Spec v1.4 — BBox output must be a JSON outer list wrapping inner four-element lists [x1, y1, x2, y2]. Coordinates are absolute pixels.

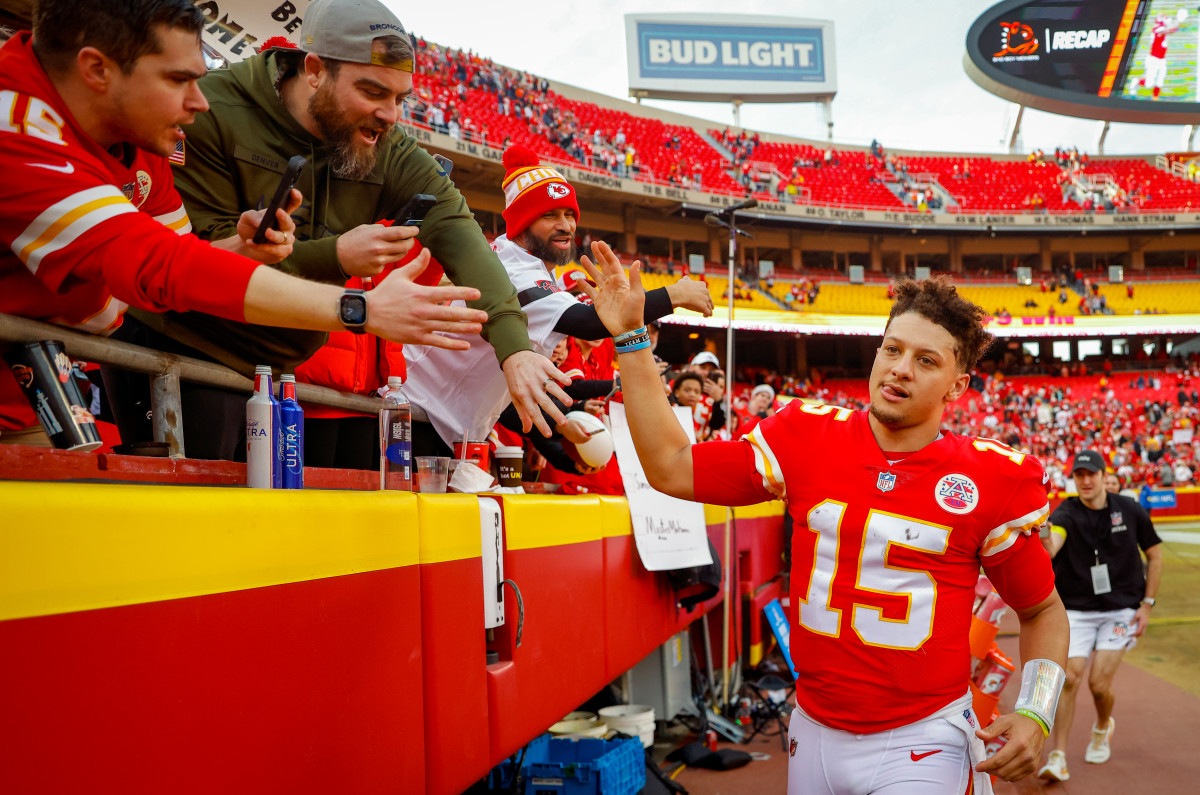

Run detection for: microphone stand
[[702, 198, 756, 712]]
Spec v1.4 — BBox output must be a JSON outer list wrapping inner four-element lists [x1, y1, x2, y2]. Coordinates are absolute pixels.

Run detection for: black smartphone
[[707, 370, 724, 383], [432, 153, 454, 178], [252, 155, 305, 244], [393, 193, 437, 227]]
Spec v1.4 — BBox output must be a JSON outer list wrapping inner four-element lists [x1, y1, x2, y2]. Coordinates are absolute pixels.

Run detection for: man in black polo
[[1037, 449, 1162, 782]]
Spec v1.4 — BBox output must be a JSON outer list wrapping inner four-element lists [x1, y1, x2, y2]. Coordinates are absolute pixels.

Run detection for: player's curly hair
[[886, 276, 992, 373]]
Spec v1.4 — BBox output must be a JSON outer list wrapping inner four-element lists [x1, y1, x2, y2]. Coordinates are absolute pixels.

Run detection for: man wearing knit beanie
[[402, 145, 716, 457]]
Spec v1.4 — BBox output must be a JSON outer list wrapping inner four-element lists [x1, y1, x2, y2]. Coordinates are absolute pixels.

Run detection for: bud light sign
[[626, 14, 837, 103]]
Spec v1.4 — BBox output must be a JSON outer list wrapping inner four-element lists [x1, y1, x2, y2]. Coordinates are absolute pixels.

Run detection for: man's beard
[[309, 84, 386, 180], [521, 231, 576, 266]]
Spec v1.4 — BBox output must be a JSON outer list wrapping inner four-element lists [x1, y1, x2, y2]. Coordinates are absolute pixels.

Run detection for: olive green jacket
[[132, 50, 529, 375]]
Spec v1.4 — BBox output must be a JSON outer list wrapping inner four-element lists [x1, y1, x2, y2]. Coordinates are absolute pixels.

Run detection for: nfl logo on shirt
[[877, 471, 896, 492]]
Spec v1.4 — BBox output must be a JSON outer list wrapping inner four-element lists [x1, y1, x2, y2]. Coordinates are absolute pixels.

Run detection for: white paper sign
[[1173, 427, 1194, 445], [609, 403, 713, 571]]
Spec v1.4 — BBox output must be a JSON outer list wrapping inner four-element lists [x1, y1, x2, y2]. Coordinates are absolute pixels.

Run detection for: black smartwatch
[[338, 288, 367, 334]]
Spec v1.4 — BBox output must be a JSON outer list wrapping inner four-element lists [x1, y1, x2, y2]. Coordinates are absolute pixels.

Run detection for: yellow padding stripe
[[503, 494, 603, 550], [599, 496, 634, 538], [417, 493, 482, 564], [0, 482, 419, 622], [704, 501, 785, 526]]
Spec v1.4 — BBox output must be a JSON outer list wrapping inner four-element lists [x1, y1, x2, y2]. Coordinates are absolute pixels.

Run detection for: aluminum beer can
[[973, 646, 1015, 695], [3, 340, 101, 452], [975, 589, 1008, 627]]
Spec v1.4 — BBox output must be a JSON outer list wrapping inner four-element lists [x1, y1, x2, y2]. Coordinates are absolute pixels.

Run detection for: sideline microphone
[[705, 197, 758, 226], [720, 197, 759, 213]]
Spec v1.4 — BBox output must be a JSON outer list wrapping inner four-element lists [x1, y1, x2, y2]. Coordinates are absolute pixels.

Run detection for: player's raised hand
[[577, 241, 645, 336], [974, 712, 1046, 782]]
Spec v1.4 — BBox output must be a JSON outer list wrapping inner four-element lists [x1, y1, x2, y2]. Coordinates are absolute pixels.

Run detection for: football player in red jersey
[[0, 0, 489, 443], [579, 244, 1068, 794]]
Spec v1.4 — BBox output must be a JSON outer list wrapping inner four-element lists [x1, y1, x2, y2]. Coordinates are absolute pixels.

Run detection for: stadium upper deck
[[410, 37, 1200, 220]]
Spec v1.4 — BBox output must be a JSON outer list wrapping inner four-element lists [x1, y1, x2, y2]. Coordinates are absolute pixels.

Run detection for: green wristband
[[1016, 708, 1050, 737]]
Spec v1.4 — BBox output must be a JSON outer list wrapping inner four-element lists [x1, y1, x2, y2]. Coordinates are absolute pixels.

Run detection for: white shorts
[[787, 690, 990, 795], [1143, 55, 1167, 89], [1066, 608, 1138, 659]]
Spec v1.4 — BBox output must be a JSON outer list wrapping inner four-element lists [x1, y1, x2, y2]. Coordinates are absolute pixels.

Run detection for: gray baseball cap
[[1071, 449, 1105, 473], [301, 0, 413, 72]]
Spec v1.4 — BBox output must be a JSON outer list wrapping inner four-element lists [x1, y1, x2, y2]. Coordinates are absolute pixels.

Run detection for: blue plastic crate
[[488, 734, 645, 795]]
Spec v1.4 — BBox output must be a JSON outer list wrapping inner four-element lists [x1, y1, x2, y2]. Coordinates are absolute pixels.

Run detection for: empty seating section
[[902, 157, 1071, 212], [640, 273, 776, 311], [1092, 159, 1200, 211], [955, 285, 1080, 316], [1095, 281, 1200, 314], [786, 283, 892, 315], [745, 141, 907, 209]]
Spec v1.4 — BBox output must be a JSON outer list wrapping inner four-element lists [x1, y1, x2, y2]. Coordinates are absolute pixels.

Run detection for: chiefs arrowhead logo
[[547, 182, 570, 200], [789, 737, 797, 757]]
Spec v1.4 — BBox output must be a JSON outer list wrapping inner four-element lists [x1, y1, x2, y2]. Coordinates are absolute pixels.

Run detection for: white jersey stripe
[[23, 201, 137, 274], [152, 204, 191, 234], [980, 501, 1050, 558], [746, 426, 786, 500], [54, 296, 127, 334], [13, 185, 129, 256]]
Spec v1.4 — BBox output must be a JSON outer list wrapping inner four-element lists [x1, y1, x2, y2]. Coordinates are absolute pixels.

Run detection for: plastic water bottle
[[246, 365, 276, 489], [379, 376, 411, 491], [279, 374, 304, 489]]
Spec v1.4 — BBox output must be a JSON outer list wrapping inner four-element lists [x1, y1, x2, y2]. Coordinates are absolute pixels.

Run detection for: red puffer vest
[[294, 238, 444, 418]]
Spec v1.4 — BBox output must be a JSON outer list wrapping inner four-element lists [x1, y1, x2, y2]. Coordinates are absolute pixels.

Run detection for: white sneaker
[[1085, 717, 1115, 763], [1038, 749, 1070, 781]]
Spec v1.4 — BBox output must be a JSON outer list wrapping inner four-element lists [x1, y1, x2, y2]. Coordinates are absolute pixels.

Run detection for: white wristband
[[1013, 659, 1065, 733]]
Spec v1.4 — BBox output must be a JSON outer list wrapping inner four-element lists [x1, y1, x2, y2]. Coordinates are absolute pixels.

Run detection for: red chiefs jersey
[[1151, 22, 1173, 59], [740, 404, 1050, 733], [0, 33, 258, 430]]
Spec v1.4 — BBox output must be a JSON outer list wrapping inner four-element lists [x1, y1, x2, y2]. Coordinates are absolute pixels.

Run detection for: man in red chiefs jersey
[[579, 246, 1068, 794], [0, 0, 487, 445]]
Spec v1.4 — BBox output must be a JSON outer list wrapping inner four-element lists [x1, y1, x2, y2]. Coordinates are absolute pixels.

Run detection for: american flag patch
[[168, 139, 186, 166]]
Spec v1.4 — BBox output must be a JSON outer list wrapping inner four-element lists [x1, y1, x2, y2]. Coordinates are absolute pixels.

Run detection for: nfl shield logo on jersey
[[877, 471, 897, 492], [935, 473, 979, 515]]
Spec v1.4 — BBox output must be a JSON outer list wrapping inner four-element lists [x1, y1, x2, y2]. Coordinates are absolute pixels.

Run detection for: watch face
[[341, 295, 367, 325]]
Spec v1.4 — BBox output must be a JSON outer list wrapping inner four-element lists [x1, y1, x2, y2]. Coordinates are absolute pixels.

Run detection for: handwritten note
[[609, 403, 713, 571]]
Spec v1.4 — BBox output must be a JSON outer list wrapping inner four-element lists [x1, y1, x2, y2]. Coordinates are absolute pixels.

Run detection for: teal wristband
[[614, 326, 648, 344], [616, 339, 652, 354]]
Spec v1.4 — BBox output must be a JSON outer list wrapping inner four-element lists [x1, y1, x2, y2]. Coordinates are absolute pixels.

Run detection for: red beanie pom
[[259, 36, 299, 53], [503, 144, 542, 172]]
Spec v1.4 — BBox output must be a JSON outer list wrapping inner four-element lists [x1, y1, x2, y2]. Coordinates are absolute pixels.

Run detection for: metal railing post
[[150, 363, 185, 458]]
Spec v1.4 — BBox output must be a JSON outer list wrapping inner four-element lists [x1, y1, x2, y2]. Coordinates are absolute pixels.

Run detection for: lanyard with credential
[[1074, 500, 1113, 596]]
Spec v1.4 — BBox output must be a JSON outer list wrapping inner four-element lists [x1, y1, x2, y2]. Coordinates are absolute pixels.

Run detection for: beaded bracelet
[[616, 339, 652, 354], [614, 326, 648, 345]]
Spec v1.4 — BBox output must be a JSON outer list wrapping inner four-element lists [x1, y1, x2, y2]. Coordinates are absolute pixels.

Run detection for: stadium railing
[[0, 313, 385, 459]]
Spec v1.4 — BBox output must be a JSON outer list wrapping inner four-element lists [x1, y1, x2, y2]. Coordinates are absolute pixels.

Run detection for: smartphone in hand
[[252, 155, 306, 244], [392, 193, 437, 227]]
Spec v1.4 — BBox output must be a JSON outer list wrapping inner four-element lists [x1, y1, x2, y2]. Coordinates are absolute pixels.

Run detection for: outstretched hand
[[366, 247, 487, 349], [577, 241, 645, 336]]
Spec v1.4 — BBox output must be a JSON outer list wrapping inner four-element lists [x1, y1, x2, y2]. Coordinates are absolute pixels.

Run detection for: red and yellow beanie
[[501, 145, 580, 240]]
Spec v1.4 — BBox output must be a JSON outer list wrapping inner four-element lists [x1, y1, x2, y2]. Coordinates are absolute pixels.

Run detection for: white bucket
[[598, 704, 655, 748], [548, 718, 607, 738]]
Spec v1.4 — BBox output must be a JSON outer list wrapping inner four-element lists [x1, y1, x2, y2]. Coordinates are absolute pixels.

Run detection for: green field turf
[[1125, 520, 1200, 696]]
